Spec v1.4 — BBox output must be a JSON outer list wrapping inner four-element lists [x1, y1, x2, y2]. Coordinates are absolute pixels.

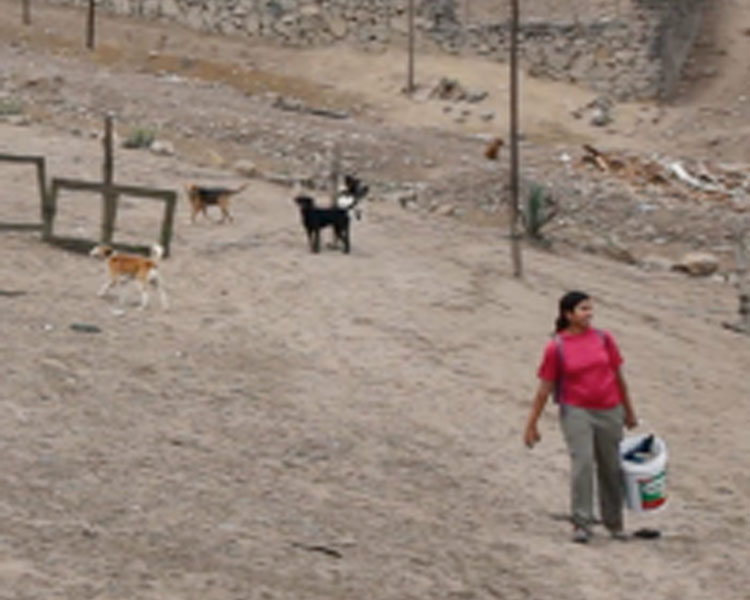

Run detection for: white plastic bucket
[[619, 433, 668, 512]]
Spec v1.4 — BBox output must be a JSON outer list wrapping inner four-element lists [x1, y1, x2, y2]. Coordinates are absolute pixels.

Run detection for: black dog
[[294, 195, 350, 254]]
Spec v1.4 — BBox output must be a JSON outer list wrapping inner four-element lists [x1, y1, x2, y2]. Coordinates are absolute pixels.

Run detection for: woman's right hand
[[524, 422, 541, 448]]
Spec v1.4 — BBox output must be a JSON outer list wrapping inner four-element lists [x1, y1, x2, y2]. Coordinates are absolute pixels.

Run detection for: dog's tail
[[229, 183, 249, 196], [150, 243, 165, 261]]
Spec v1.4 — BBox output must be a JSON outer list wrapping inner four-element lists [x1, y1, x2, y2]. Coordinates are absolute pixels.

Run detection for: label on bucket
[[637, 469, 667, 510]]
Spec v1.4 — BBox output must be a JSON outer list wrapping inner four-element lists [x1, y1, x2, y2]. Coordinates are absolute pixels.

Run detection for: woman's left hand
[[624, 409, 638, 429]]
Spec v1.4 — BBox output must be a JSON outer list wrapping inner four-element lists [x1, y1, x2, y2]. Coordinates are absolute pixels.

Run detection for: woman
[[523, 291, 638, 543]]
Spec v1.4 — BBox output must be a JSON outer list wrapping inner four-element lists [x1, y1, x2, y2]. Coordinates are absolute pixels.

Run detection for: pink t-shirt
[[537, 328, 624, 409]]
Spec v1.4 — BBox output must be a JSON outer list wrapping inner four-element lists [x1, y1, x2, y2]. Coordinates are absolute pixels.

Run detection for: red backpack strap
[[595, 328, 613, 365], [553, 334, 564, 404]]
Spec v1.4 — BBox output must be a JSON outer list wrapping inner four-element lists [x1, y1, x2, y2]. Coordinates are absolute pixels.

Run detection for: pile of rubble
[[579, 144, 750, 213]]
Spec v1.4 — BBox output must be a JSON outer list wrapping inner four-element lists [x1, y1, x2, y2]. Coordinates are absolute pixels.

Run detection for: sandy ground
[[1, 2, 750, 599]]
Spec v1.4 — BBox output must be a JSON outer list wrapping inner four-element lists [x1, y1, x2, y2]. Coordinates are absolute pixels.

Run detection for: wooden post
[[44, 179, 60, 242], [735, 228, 750, 332], [508, 0, 523, 278], [159, 191, 177, 258], [22, 0, 31, 25], [36, 157, 49, 236], [329, 143, 340, 208], [86, 0, 96, 50], [406, 0, 415, 94], [101, 113, 117, 244]]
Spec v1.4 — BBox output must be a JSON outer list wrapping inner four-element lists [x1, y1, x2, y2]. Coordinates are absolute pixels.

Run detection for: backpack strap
[[553, 334, 564, 404]]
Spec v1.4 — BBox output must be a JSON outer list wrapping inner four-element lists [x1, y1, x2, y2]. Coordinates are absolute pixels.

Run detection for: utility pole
[[86, 0, 96, 49], [406, 0, 415, 94], [508, 0, 523, 278]]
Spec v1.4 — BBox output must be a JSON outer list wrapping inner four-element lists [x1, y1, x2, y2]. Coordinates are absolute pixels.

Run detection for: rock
[[385, 190, 418, 209], [466, 90, 488, 103], [590, 106, 612, 127], [640, 254, 674, 272], [434, 203, 456, 216], [150, 140, 175, 156], [588, 236, 638, 265], [207, 149, 226, 167], [232, 159, 257, 178], [673, 251, 720, 277], [326, 16, 348, 39], [429, 77, 467, 101], [6, 114, 31, 126]]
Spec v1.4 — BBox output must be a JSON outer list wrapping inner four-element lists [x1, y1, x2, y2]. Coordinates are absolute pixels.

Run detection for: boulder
[[673, 251, 720, 277]]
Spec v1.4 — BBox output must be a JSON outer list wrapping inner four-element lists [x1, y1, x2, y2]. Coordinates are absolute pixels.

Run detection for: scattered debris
[[669, 161, 719, 192], [579, 144, 750, 207]]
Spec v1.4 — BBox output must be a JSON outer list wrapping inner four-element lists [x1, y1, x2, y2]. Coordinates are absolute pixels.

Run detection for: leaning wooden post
[[101, 113, 117, 244], [86, 0, 96, 50], [22, 0, 31, 25], [508, 0, 523, 278]]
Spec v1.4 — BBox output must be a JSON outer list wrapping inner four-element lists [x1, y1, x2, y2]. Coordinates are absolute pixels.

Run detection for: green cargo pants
[[559, 403, 624, 532]]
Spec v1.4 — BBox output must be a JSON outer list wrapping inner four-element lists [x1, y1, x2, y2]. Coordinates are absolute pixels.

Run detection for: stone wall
[[46, 0, 705, 100]]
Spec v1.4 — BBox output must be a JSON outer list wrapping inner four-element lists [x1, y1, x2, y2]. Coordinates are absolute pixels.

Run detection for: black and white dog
[[293, 175, 369, 254], [294, 195, 351, 254]]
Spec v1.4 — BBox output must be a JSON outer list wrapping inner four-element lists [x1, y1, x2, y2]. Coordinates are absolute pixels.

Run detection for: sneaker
[[609, 529, 628, 541], [572, 526, 591, 544]]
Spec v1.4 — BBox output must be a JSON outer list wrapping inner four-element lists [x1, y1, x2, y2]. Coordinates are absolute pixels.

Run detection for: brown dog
[[185, 183, 247, 224], [484, 137, 504, 161], [90, 243, 169, 310]]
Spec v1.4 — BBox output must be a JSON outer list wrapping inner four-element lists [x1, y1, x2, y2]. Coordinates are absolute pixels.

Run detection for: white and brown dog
[[89, 243, 169, 310]]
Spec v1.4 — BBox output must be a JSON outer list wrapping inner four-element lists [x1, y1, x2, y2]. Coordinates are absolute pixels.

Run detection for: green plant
[[0, 97, 23, 116], [123, 127, 156, 149], [522, 182, 558, 240]]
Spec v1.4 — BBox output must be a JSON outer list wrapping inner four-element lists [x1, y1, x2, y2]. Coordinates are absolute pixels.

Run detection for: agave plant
[[521, 182, 558, 241]]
